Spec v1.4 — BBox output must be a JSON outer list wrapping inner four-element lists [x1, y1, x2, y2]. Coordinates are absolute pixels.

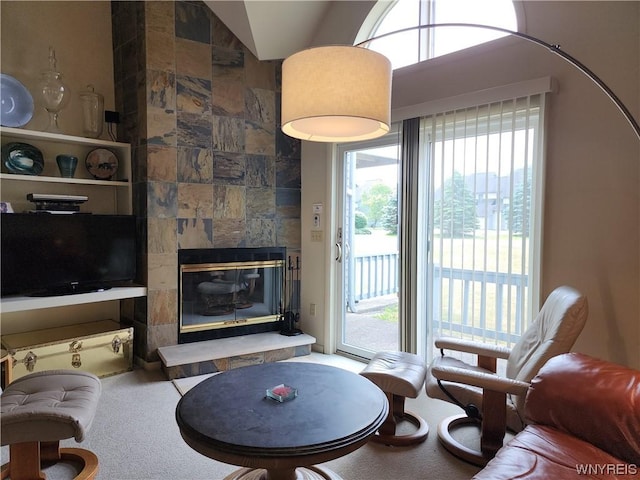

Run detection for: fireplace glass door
[[180, 260, 284, 335]]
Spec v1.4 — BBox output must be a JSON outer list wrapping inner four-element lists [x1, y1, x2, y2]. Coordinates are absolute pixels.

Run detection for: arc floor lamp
[[281, 20, 639, 466], [281, 23, 640, 143]]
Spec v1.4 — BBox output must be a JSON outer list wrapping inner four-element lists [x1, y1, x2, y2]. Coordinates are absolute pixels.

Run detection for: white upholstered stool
[[1, 370, 101, 480], [360, 351, 429, 446]]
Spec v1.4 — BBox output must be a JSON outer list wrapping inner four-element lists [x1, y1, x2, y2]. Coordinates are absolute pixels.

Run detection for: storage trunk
[[2, 319, 133, 379]]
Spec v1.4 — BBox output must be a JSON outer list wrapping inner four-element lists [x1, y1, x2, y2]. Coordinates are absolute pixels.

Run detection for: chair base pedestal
[[1, 444, 99, 480], [371, 409, 429, 446], [437, 414, 506, 467]]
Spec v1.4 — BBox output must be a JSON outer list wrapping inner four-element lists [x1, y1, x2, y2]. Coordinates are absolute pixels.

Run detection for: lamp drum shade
[[281, 45, 392, 142]]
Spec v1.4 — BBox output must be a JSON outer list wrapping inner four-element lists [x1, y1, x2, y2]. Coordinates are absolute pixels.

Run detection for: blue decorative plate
[[0, 74, 34, 128], [1, 142, 44, 175]]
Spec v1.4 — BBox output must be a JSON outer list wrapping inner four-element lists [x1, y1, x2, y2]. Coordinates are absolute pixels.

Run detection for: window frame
[[355, 0, 523, 70]]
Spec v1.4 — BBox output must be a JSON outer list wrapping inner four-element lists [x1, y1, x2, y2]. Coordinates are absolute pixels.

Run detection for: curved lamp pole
[[282, 22, 640, 142], [357, 23, 640, 141]]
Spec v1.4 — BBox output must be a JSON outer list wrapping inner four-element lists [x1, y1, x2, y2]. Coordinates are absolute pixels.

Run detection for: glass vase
[[39, 47, 70, 133]]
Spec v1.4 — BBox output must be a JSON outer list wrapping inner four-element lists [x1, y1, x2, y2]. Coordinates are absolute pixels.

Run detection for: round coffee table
[[176, 362, 388, 480]]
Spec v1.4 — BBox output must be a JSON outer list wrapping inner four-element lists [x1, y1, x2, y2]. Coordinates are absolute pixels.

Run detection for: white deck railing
[[348, 253, 527, 343]]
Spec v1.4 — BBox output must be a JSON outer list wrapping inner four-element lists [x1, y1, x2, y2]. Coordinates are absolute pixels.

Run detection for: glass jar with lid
[[79, 85, 104, 138]]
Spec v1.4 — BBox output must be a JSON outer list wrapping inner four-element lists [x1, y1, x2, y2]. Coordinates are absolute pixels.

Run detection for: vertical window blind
[[422, 94, 545, 348]]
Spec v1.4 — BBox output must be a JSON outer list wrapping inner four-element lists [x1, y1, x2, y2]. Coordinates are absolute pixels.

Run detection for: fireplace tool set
[[280, 256, 302, 336]]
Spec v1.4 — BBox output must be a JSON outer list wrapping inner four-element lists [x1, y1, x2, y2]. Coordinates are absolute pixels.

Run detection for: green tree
[[381, 195, 398, 235], [504, 172, 531, 236], [434, 172, 478, 237], [360, 183, 393, 227]]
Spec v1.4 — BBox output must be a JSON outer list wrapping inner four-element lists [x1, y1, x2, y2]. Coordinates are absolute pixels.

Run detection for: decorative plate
[[0, 74, 34, 128], [1, 142, 44, 175], [85, 148, 118, 180]]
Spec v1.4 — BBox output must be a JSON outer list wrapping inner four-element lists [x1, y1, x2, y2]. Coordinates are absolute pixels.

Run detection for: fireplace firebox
[[178, 247, 286, 344]]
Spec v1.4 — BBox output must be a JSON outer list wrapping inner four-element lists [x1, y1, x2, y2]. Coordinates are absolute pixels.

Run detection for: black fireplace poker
[[281, 255, 302, 336]]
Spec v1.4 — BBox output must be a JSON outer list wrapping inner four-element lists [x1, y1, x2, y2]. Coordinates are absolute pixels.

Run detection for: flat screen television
[[1, 213, 137, 297]]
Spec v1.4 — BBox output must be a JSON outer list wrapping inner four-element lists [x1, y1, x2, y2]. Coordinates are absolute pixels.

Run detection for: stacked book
[[27, 193, 88, 214]]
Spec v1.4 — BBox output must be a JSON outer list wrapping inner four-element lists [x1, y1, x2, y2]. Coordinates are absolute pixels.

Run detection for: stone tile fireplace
[[157, 246, 315, 380], [110, 1, 303, 365]]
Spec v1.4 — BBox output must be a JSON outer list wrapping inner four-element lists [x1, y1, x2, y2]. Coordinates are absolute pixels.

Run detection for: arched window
[[360, 0, 518, 69]]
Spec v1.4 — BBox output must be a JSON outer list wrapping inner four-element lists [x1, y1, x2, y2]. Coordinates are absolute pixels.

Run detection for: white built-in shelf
[[0, 126, 129, 150], [0, 173, 129, 187], [1, 128, 143, 325], [0, 126, 132, 215], [0, 286, 147, 314]]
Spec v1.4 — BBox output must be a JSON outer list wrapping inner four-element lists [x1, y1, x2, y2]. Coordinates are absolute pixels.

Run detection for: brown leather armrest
[[525, 352, 640, 465]]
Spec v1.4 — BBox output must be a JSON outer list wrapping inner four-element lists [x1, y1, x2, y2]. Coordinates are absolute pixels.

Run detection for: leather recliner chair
[[426, 285, 588, 465]]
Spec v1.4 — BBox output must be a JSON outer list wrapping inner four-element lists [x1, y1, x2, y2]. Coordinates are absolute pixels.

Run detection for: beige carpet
[[1, 354, 483, 479], [173, 353, 483, 480]]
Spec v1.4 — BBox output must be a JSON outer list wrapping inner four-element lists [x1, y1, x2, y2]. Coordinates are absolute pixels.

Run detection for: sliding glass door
[[335, 132, 401, 359], [331, 93, 545, 361]]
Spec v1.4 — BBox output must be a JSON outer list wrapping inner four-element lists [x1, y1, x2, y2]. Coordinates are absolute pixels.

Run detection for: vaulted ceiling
[[204, 1, 378, 61]]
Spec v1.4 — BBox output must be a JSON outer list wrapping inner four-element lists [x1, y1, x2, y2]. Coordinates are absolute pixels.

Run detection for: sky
[[369, 0, 517, 69]]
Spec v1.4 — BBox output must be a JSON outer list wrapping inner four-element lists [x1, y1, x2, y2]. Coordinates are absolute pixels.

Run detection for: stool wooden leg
[[6, 442, 46, 480], [41, 441, 62, 463], [392, 393, 406, 418], [378, 392, 398, 436]]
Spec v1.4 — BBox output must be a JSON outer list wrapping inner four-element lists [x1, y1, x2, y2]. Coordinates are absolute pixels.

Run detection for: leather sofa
[[473, 352, 640, 479]]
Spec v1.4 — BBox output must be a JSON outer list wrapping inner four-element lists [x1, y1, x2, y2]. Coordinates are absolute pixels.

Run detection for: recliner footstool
[[361, 351, 429, 446], [1, 369, 101, 480]]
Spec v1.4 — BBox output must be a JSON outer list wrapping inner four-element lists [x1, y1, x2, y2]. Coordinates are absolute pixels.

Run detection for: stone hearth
[[157, 332, 315, 379]]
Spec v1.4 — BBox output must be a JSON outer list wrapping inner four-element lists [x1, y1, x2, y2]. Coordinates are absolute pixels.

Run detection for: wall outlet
[[310, 303, 316, 316], [311, 230, 323, 242]]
